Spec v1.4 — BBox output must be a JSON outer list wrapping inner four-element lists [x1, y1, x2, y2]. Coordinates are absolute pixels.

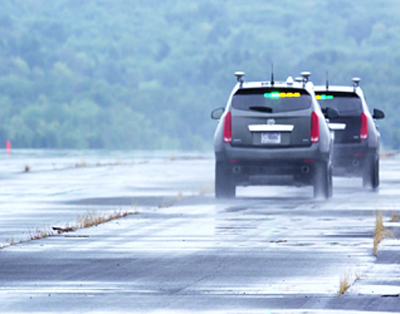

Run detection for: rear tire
[[215, 162, 236, 198], [363, 157, 379, 189], [313, 161, 332, 199]]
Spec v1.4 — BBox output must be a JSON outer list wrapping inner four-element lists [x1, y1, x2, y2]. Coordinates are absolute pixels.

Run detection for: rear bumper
[[215, 143, 330, 186], [215, 142, 330, 163]]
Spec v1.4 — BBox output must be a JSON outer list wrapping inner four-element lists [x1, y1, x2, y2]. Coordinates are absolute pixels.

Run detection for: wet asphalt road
[[0, 150, 399, 313]]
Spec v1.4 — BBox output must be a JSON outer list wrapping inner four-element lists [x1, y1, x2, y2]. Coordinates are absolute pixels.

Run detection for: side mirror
[[373, 108, 385, 120], [211, 107, 224, 120], [323, 107, 339, 119]]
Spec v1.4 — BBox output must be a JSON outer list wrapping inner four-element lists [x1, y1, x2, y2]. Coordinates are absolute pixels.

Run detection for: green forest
[[1, 0, 400, 150]]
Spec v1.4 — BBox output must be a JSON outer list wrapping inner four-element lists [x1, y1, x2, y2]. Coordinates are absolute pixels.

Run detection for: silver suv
[[211, 72, 337, 199]]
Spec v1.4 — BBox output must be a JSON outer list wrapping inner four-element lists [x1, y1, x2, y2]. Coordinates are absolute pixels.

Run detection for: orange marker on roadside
[[6, 140, 11, 155]]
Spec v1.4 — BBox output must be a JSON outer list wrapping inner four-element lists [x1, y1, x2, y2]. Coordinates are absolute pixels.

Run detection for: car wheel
[[215, 162, 236, 198], [363, 157, 379, 189], [313, 161, 332, 199]]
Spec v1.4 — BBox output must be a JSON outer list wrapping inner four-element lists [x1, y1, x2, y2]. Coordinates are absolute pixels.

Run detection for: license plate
[[261, 132, 281, 144]]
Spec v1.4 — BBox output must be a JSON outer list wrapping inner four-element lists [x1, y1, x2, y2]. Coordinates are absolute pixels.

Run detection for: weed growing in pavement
[[373, 210, 394, 256], [354, 270, 361, 281], [198, 185, 215, 195], [0, 236, 15, 249], [158, 192, 184, 208], [158, 187, 216, 208], [7, 236, 15, 246], [29, 226, 55, 240], [75, 159, 87, 168], [76, 210, 130, 229], [389, 212, 400, 222], [0, 208, 136, 250], [338, 270, 351, 296], [338, 268, 363, 296]]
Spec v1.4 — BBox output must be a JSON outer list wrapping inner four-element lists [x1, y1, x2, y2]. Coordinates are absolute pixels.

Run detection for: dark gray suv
[[211, 72, 336, 199], [314, 78, 385, 189]]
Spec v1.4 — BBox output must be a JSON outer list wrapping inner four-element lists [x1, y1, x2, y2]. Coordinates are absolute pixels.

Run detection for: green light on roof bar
[[316, 94, 334, 100], [264, 92, 301, 98]]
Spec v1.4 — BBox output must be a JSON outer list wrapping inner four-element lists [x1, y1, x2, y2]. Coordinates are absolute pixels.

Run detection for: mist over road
[[0, 150, 399, 313]]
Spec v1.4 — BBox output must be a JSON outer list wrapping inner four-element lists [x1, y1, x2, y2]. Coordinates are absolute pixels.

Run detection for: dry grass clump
[[199, 185, 215, 195], [76, 210, 129, 229], [158, 192, 184, 208], [389, 212, 400, 222], [338, 269, 362, 296], [7, 236, 15, 246], [29, 227, 55, 240], [75, 159, 87, 168], [0, 236, 15, 249], [51, 210, 132, 235], [0, 208, 136, 250], [373, 210, 394, 255], [338, 271, 351, 296]]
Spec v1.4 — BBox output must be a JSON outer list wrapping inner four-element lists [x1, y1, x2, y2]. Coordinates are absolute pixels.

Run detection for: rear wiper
[[249, 106, 273, 113]]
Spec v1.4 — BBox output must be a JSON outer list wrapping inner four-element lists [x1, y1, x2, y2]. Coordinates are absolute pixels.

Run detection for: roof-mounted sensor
[[326, 71, 329, 90], [301, 71, 311, 82], [352, 77, 360, 91], [352, 77, 360, 87], [286, 76, 294, 85], [234, 72, 245, 83]]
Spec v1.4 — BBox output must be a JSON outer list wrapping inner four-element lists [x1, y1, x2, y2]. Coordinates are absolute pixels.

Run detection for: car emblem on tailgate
[[267, 119, 275, 125]]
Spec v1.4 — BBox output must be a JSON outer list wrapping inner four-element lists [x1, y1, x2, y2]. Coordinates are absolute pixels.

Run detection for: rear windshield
[[316, 92, 362, 116], [232, 88, 311, 113]]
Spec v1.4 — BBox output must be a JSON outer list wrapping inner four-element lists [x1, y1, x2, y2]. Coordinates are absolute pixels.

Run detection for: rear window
[[316, 92, 362, 116], [232, 88, 311, 113]]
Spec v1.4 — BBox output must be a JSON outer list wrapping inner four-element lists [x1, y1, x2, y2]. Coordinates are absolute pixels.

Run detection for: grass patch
[[373, 210, 394, 256]]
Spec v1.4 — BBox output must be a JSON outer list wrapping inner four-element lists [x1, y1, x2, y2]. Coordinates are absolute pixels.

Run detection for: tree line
[[0, 0, 399, 149]]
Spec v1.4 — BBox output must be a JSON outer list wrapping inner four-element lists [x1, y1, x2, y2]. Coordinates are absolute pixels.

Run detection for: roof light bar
[[316, 94, 334, 100], [264, 92, 301, 98]]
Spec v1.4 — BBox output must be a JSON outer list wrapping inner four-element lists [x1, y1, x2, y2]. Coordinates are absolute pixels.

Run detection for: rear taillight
[[223, 111, 232, 143], [311, 111, 319, 143], [360, 112, 368, 140]]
